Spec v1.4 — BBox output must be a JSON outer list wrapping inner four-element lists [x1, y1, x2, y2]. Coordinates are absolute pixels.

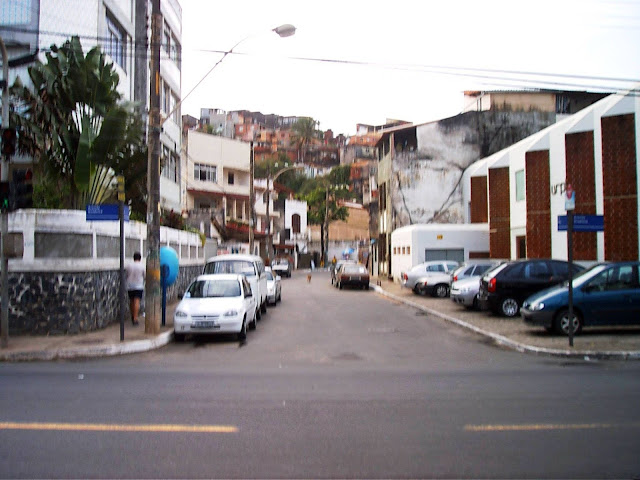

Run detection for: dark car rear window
[[502, 262, 524, 279]]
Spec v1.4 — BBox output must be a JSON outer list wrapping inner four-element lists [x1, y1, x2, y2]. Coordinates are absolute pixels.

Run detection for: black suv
[[478, 259, 584, 317]]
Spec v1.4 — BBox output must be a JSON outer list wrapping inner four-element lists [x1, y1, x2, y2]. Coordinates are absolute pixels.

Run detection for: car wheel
[[249, 310, 257, 330], [237, 319, 247, 341], [433, 284, 449, 298], [472, 295, 479, 310], [500, 297, 520, 317], [338, 281, 343, 290], [414, 284, 428, 296], [256, 306, 262, 321], [555, 308, 583, 336], [174, 332, 185, 342], [261, 301, 267, 314]]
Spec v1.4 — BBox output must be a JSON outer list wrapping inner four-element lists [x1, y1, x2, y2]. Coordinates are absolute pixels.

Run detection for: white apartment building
[[184, 131, 252, 237], [1, 0, 182, 211]]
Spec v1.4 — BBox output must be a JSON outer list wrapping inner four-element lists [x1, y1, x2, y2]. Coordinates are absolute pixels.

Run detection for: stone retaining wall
[[4, 210, 208, 335]]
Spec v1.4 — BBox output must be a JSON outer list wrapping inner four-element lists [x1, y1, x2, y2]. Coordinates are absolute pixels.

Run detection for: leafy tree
[[10, 36, 147, 214], [299, 166, 350, 265], [291, 117, 319, 163], [255, 152, 307, 199]]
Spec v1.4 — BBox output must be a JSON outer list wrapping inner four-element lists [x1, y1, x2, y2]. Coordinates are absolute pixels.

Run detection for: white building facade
[[1, 0, 183, 211], [462, 89, 640, 263]]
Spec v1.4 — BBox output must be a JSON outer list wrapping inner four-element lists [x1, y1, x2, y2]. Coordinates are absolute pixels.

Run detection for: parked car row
[[447, 258, 640, 337], [174, 254, 286, 342]]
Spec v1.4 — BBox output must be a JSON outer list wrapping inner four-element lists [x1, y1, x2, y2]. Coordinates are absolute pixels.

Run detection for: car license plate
[[192, 321, 217, 328]]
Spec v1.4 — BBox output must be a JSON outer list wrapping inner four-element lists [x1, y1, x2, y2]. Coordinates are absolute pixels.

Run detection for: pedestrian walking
[[125, 252, 145, 325]]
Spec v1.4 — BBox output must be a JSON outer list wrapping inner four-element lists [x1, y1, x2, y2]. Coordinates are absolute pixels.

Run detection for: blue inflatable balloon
[[160, 246, 179, 286]]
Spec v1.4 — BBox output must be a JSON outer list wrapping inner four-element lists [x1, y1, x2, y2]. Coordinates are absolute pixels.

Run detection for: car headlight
[[175, 310, 188, 318], [224, 309, 239, 317], [528, 302, 545, 311]]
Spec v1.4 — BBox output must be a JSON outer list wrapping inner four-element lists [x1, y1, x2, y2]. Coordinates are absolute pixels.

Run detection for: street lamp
[[264, 162, 304, 262], [145, 17, 295, 334]]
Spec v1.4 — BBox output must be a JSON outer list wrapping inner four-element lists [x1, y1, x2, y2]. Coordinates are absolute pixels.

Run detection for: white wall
[[390, 224, 490, 280], [7, 209, 203, 272]]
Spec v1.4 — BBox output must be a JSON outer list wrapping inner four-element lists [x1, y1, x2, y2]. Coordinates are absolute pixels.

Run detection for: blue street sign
[[86, 204, 129, 221], [558, 214, 604, 232]]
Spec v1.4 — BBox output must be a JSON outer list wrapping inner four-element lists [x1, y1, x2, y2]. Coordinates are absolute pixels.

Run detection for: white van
[[203, 254, 268, 319]]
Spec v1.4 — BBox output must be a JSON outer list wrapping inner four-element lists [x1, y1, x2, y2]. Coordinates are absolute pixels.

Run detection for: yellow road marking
[[0, 422, 237, 433], [464, 422, 633, 432]]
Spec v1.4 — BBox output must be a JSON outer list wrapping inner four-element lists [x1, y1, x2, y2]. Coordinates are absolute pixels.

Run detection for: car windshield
[[186, 279, 241, 298], [563, 263, 608, 286], [483, 262, 508, 279], [343, 265, 367, 274], [273, 259, 288, 265], [204, 260, 256, 276]]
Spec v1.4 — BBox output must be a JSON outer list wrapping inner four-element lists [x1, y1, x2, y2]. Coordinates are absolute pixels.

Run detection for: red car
[[336, 264, 370, 290]]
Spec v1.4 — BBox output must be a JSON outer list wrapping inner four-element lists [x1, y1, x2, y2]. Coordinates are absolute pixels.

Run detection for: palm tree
[[291, 117, 318, 164], [10, 36, 147, 212]]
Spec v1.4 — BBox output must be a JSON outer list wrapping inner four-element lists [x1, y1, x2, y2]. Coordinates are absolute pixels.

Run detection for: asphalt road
[[1, 271, 640, 479]]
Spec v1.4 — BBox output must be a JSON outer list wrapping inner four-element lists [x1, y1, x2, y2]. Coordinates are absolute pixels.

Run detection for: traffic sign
[[86, 204, 129, 221], [558, 214, 603, 232]]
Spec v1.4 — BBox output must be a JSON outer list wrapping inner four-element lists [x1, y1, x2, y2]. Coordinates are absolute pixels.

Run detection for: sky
[[179, 0, 640, 137]]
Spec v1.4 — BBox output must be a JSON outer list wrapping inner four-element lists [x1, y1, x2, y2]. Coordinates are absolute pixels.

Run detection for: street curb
[[371, 285, 640, 361], [0, 330, 173, 362]]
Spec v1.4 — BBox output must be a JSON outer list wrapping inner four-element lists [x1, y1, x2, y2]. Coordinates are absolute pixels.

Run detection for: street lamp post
[[145, 19, 294, 332], [264, 163, 304, 263]]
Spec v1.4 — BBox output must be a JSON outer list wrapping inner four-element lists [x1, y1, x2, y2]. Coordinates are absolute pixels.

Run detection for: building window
[[161, 146, 179, 183], [228, 172, 234, 185], [292, 214, 301, 234], [194, 163, 216, 182], [407, 246, 411, 255], [171, 33, 181, 68], [379, 182, 387, 210], [160, 82, 169, 114], [171, 92, 179, 123], [515, 169, 525, 201], [105, 12, 126, 72], [163, 22, 171, 56]]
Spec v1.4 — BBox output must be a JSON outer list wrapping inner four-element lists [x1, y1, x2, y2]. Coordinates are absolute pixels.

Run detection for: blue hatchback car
[[521, 261, 640, 335]]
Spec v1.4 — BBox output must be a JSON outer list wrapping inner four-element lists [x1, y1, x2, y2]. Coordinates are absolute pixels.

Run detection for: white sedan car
[[174, 274, 257, 342], [265, 269, 282, 305]]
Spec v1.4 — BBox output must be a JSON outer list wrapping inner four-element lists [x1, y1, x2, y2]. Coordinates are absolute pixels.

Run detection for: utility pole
[[249, 141, 254, 255], [1, 37, 9, 348], [145, 0, 162, 334], [265, 162, 271, 262]]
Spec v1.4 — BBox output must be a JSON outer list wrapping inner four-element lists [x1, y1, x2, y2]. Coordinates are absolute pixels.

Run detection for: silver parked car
[[450, 261, 503, 309], [401, 260, 459, 297], [450, 260, 499, 283], [450, 276, 483, 309]]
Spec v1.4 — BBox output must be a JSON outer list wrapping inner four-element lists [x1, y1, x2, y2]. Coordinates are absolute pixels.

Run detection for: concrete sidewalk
[[1, 276, 639, 361], [0, 303, 177, 362]]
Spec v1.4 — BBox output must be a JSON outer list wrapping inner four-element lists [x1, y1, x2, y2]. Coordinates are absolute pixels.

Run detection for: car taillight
[[488, 277, 496, 293], [453, 275, 458, 282], [402, 273, 407, 281]]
